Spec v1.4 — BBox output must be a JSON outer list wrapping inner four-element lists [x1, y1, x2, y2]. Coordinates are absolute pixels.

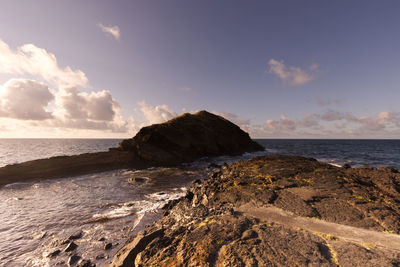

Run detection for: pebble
[[64, 241, 78, 252], [241, 229, 258, 240], [68, 255, 81, 266], [69, 231, 83, 240], [47, 249, 61, 258], [104, 242, 113, 250]]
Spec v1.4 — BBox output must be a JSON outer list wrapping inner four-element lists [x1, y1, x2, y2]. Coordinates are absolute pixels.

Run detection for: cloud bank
[[0, 39, 128, 136]]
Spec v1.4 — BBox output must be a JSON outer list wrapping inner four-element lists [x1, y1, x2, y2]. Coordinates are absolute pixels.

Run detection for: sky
[[1, 1, 400, 138]]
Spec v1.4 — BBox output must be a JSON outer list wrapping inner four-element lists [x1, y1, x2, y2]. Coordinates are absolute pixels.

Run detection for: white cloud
[[0, 78, 132, 134], [57, 87, 119, 121], [0, 79, 54, 120], [98, 23, 120, 40], [0, 39, 88, 88], [267, 59, 317, 86], [139, 101, 177, 124], [266, 115, 296, 131]]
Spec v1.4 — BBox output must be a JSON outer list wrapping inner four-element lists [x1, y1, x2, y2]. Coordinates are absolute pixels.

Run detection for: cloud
[[49, 87, 130, 133], [0, 78, 131, 133], [267, 59, 317, 86], [316, 94, 343, 106], [357, 112, 399, 131], [98, 23, 120, 40], [0, 79, 54, 120], [0, 39, 88, 88], [298, 113, 319, 128], [139, 101, 177, 124], [180, 87, 192, 92], [319, 110, 357, 122], [266, 115, 296, 131], [57, 87, 119, 121]]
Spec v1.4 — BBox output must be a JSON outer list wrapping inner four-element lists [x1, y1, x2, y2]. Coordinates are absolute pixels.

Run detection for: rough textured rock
[[0, 150, 140, 186], [0, 110, 262, 186], [119, 111, 263, 165], [64, 241, 78, 252], [109, 155, 400, 266]]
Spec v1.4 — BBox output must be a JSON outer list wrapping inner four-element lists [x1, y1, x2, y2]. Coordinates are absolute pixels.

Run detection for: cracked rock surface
[[109, 155, 400, 266]]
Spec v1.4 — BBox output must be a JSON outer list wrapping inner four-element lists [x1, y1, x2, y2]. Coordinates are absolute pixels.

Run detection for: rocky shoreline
[[109, 154, 400, 266], [0, 111, 262, 187]]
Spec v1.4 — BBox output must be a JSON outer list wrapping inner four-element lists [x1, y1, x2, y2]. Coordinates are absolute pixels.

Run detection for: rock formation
[[119, 110, 263, 165], [109, 155, 400, 266], [0, 111, 263, 186]]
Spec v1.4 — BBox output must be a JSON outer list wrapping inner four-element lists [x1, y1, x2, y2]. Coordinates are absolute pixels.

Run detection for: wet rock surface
[[109, 155, 400, 266]]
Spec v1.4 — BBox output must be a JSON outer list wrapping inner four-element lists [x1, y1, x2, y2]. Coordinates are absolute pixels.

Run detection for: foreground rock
[[0, 111, 262, 186], [109, 155, 400, 266]]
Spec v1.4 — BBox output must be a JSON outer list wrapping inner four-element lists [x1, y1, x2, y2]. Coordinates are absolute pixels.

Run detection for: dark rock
[[0, 150, 139, 187], [68, 231, 82, 240], [47, 249, 61, 258], [104, 243, 113, 250], [129, 177, 147, 183], [343, 163, 351, 169], [64, 241, 78, 252], [77, 259, 95, 267], [241, 229, 258, 240], [68, 255, 81, 266], [96, 254, 107, 260], [60, 240, 70, 246], [193, 179, 202, 185], [108, 229, 164, 266], [119, 111, 263, 165]]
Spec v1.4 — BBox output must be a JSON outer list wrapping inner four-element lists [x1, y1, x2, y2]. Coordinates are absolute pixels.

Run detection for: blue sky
[[0, 1, 400, 138]]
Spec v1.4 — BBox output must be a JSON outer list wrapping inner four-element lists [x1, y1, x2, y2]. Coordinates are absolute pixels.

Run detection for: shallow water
[[0, 167, 206, 266]]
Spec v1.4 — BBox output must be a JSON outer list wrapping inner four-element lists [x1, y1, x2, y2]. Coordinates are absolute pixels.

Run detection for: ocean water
[[1, 138, 400, 266], [256, 139, 400, 169], [0, 139, 122, 167]]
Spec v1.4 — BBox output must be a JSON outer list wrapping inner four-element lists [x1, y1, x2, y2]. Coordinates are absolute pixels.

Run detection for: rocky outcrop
[[119, 111, 263, 165], [109, 155, 400, 266], [0, 111, 262, 186], [0, 150, 144, 186]]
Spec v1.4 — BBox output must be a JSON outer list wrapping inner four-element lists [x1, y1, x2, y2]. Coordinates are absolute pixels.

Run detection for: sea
[[1, 138, 400, 266]]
